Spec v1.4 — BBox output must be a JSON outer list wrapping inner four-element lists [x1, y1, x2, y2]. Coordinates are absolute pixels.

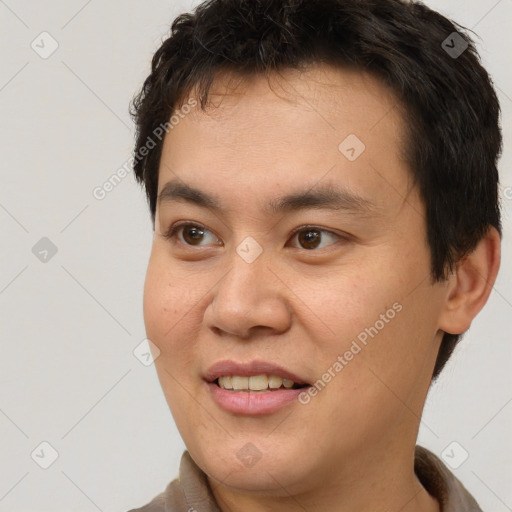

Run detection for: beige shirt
[[128, 446, 483, 512]]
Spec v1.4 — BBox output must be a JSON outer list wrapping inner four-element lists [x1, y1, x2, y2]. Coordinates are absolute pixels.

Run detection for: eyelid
[[163, 221, 222, 246], [287, 224, 349, 249], [163, 221, 351, 251]]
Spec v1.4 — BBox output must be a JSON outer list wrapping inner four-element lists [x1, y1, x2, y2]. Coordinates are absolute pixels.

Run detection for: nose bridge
[[207, 242, 291, 337], [217, 244, 273, 313]]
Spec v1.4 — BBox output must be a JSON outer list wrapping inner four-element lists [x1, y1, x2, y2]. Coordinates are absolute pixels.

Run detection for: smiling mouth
[[215, 375, 308, 392]]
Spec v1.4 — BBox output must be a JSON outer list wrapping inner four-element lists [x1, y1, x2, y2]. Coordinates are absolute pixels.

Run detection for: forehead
[[157, 64, 413, 217], [182, 65, 404, 137]]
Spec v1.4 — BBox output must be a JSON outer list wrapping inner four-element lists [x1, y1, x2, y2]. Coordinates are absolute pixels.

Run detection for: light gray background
[[0, 1, 510, 511]]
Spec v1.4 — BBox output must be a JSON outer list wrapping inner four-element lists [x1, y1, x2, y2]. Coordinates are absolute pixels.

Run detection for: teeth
[[268, 376, 283, 389], [217, 375, 300, 391], [218, 376, 233, 389], [249, 375, 268, 390], [282, 378, 294, 389], [232, 376, 249, 390]]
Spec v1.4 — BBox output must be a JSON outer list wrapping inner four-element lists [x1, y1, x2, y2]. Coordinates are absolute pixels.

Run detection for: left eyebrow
[[266, 184, 375, 215], [157, 179, 376, 216]]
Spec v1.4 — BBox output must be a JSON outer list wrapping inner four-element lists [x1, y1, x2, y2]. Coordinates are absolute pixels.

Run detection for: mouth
[[205, 360, 311, 415]]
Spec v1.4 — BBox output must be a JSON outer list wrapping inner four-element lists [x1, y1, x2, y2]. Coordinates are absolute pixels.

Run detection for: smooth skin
[[143, 65, 500, 512]]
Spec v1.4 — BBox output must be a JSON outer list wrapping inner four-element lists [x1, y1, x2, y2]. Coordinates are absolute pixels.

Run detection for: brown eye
[[182, 225, 205, 245], [290, 227, 341, 250], [298, 229, 321, 249], [165, 223, 221, 247]]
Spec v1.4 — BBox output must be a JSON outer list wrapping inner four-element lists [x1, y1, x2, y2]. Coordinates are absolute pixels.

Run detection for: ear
[[438, 226, 501, 335]]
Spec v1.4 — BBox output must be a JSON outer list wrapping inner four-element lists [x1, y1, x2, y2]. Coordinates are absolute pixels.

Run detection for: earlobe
[[438, 226, 501, 335]]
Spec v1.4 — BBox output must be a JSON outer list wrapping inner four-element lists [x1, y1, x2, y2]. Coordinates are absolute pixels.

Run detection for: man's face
[[143, 66, 447, 495]]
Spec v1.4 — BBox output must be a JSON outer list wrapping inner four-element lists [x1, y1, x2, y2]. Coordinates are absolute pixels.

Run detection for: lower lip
[[207, 382, 306, 415]]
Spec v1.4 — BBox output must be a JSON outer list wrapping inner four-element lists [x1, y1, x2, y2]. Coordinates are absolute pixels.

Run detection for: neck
[[208, 446, 439, 512]]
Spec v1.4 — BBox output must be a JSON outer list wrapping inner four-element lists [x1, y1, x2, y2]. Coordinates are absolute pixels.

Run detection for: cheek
[[142, 253, 204, 417], [143, 262, 174, 344], [293, 260, 402, 351], [142, 251, 200, 352], [302, 251, 437, 384]]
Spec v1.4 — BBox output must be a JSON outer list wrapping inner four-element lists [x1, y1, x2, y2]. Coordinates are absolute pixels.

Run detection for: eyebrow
[[157, 179, 375, 216]]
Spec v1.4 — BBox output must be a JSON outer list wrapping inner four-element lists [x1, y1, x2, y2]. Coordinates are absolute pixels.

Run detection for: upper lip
[[205, 360, 310, 386]]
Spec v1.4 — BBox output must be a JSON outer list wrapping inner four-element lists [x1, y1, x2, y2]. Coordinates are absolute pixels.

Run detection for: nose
[[205, 249, 292, 339]]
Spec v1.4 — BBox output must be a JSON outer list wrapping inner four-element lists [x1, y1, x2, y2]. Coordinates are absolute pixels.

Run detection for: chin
[[189, 439, 313, 495]]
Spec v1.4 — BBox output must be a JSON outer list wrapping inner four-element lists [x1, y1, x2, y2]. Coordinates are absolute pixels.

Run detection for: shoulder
[[125, 451, 219, 512], [126, 477, 186, 512], [415, 445, 483, 512]]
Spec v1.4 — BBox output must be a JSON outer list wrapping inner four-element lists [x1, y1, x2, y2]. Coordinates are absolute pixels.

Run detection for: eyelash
[[162, 221, 350, 251]]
